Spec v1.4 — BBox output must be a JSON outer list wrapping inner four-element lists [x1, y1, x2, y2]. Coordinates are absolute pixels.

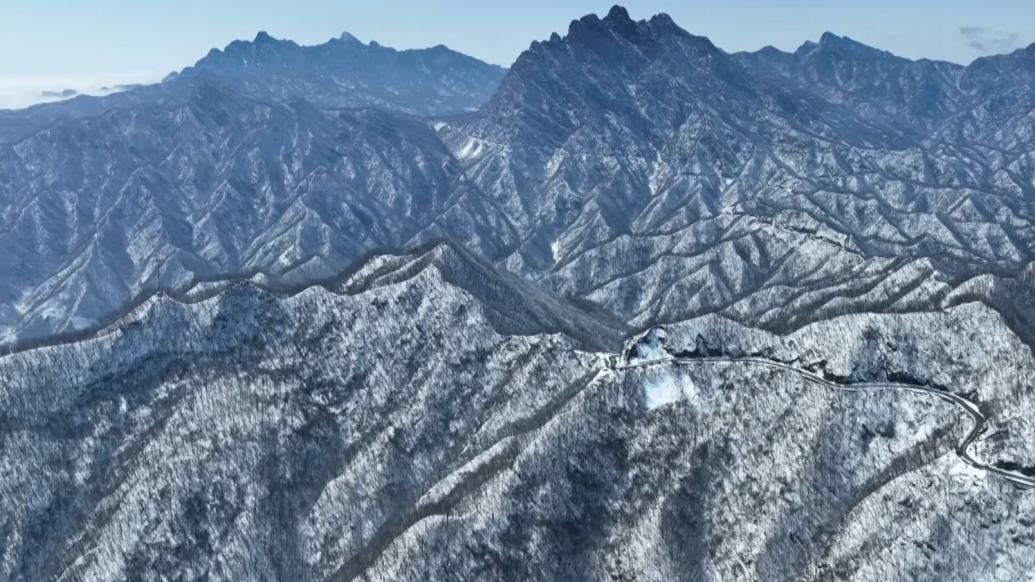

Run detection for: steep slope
[[178, 31, 507, 116], [737, 34, 1035, 151], [0, 32, 506, 145], [736, 33, 965, 138], [0, 84, 517, 344], [1, 247, 1032, 581], [5, 6, 1035, 347], [0, 245, 603, 580], [947, 43, 1035, 148], [441, 6, 1035, 335], [5, 6, 1035, 581]]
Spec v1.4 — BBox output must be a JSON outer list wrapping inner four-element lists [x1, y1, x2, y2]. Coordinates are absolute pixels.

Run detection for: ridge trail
[[613, 354, 1035, 489]]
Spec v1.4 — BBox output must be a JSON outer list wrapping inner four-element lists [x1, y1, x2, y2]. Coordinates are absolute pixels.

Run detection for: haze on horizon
[[1, 0, 1032, 109]]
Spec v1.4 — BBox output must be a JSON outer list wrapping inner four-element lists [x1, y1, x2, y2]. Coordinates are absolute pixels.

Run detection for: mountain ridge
[[2, 243, 1033, 580], [3, 4, 1035, 351], [0, 32, 508, 145], [0, 241, 626, 357], [3, 6, 1035, 580]]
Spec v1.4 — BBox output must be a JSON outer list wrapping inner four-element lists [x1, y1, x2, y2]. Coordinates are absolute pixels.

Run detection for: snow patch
[[946, 453, 987, 486], [37, 304, 65, 321], [644, 373, 688, 410], [69, 316, 92, 330], [456, 137, 485, 160]]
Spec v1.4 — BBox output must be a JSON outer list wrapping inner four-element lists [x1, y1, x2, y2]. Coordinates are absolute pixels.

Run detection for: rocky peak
[[337, 31, 363, 45], [207, 30, 298, 65], [605, 5, 632, 22], [546, 5, 716, 59], [818, 31, 848, 47], [473, 7, 748, 144], [798, 31, 904, 62]]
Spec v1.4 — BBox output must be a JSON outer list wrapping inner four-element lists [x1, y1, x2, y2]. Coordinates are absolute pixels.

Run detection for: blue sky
[[1, 1, 1033, 108]]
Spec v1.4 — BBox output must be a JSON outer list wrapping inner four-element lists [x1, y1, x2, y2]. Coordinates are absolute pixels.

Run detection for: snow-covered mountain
[[0, 31, 507, 145], [6, 6, 1035, 346], [177, 31, 508, 117], [3, 5, 1035, 580], [1, 244, 1032, 580], [735, 32, 966, 138], [0, 83, 517, 345], [446, 7, 1035, 332]]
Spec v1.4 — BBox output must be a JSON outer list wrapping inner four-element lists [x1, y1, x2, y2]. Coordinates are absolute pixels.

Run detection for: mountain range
[[0, 30, 506, 145], [3, 6, 1035, 348], [1, 5, 1034, 581]]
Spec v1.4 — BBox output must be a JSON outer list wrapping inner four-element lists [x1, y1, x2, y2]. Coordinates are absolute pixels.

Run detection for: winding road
[[613, 354, 1035, 489]]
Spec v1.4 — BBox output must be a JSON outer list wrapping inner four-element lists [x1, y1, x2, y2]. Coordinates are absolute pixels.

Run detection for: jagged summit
[[467, 4, 744, 156], [175, 28, 507, 116], [599, 5, 678, 30], [793, 31, 902, 60], [818, 31, 851, 46], [606, 4, 632, 21], [566, 11, 605, 36], [513, 4, 719, 78], [606, 4, 629, 18], [207, 30, 300, 56], [560, 4, 703, 48]]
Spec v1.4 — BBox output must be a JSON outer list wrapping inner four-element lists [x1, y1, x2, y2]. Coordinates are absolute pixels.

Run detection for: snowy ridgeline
[[1, 5, 1035, 580], [634, 303, 1035, 464], [1, 244, 1034, 581], [4, 5, 1035, 349], [0, 248, 599, 581]]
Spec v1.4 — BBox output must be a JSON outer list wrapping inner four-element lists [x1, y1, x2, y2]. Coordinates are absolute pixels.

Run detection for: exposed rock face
[[3, 5, 1035, 581]]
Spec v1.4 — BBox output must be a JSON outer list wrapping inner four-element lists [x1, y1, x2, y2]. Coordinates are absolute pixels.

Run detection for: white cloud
[[0, 72, 158, 110], [959, 26, 1022, 55]]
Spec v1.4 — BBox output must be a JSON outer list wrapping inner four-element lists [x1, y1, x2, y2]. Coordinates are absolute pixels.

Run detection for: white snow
[[456, 137, 485, 160], [69, 316, 92, 330], [643, 373, 686, 410], [946, 454, 986, 483], [631, 328, 669, 362], [38, 304, 65, 321]]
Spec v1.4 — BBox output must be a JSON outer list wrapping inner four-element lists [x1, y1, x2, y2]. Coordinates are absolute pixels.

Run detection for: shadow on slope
[[0, 241, 627, 358]]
